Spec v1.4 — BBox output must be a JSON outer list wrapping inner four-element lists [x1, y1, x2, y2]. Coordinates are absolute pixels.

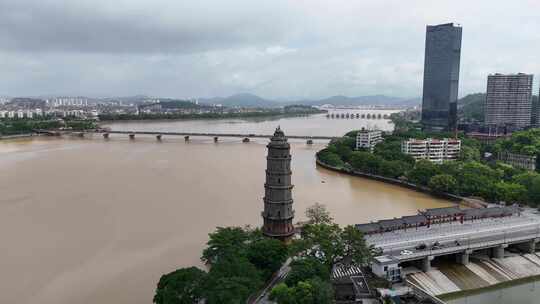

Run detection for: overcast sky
[[0, 0, 539, 99]]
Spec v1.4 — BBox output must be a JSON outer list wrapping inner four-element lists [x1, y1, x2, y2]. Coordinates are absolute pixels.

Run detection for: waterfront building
[[421, 23, 462, 132], [17, 110, 24, 119], [356, 129, 383, 152], [498, 151, 537, 171], [262, 127, 295, 242], [485, 73, 533, 129], [401, 138, 461, 163]]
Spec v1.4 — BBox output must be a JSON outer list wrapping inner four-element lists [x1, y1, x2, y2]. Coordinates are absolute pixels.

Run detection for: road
[[367, 212, 540, 261]]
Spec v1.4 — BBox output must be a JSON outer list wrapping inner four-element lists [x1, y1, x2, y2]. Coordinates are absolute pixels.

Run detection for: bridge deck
[[368, 209, 540, 262], [80, 130, 336, 140]]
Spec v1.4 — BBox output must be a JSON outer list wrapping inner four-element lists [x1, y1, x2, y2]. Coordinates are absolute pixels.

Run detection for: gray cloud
[[0, 0, 539, 98]]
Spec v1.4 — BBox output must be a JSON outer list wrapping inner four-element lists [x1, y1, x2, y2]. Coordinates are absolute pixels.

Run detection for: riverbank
[[0, 133, 39, 140], [315, 156, 486, 208]]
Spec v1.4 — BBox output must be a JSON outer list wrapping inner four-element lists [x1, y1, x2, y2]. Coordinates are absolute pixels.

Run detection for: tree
[[293, 222, 371, 269], [457, 162, 501, 200], [349, 151, 383, 174], [529, 176, 540, 206], [204, 255, 262, 304], [153, 267, 207, 304], [378, 160, 411, 178], [428, 174, 458, 194], [270, 283, 295, 304], [341, 225, 373, 266], [205, 276, 257, 304], [292, 281, 315, 304], [305, 203, 333, 225], [459, 145, 481, 162], [270, 279, 333, 304], [246, 237, 288, 279], [295, 222, 344, 267], [317, 150, 344, 168], [201, 227, 249, 265], [308, 277, 334, 304], [406, 159, 441, 186], [495, 182, 527, 204], [285, 257, 330, 287]]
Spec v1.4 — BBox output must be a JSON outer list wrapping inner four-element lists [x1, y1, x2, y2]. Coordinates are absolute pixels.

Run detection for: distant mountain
[[199, 93, 281, 108], [458, 93, 485, 122], [199, 93, 420, 108], [298, 95, 420, 107]]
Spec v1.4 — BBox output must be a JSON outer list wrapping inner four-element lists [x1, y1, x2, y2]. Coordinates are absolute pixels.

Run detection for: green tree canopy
[[406, 159, 441, 186], [153, 267, 207, 304], [270, 279, 334, 304], [285, 257, 330, 287], [201, 226, 249, 265], [428, 174, 458, 194], [305, 203, 333, 225], [495, 182, 527, 204], [246, 237, 288, 279]]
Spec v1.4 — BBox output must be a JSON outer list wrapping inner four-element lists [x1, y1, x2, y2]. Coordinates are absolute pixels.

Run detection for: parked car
[[415, 243, 427, 250], [400, 249, 413, 255]]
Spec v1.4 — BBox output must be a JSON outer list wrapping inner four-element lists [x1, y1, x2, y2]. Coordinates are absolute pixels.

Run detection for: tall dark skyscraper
[[421, 23, 462, 132], [262, 127, 295, 242]]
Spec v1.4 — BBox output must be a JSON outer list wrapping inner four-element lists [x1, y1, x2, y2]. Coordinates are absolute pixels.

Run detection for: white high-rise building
[[401, 138, 461, 163], [356, 129, 383, 152]]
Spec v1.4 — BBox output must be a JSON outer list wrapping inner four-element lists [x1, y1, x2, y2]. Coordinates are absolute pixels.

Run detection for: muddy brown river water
[[0, 112, 454, 304]]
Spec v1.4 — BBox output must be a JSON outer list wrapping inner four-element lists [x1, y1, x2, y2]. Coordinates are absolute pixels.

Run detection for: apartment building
[[356, 129, 383, 152], [401, 138, 461, 163]]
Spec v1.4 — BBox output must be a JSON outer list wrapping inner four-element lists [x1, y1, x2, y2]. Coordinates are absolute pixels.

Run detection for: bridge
[[364, 206, 540, 277], [59, 130, 336, 143], [326, 112, 390, 119]]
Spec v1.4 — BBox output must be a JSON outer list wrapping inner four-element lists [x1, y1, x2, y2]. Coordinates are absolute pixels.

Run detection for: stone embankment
[[0, 133, 37, 140]]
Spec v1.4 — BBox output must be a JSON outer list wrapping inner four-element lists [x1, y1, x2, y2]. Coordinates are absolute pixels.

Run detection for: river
[[0, 110, 453, 304]]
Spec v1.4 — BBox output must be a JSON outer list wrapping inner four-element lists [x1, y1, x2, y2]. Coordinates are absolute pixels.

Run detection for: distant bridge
[[56, 130, 337, 142]]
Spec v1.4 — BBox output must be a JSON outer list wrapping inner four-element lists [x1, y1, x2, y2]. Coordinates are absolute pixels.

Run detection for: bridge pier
[[456, 250, 472, 265], [214, 136, 218, 143], [129, 134, 135, 140], [156, 134, 162, 141], [492, 244, 507, 259], [184, 136, 189, 141], [421, 256, 433, 272], [103, 133, 109, 139]]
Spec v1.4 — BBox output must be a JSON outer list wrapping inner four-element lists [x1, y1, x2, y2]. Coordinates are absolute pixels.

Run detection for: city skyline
[[1, 0, 540, 99]]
